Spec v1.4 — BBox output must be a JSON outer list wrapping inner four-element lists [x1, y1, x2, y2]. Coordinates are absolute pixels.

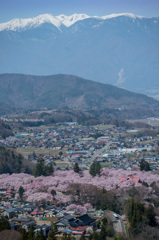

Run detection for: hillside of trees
[[0, 120, 13, 138], [0, 146, 32, 174], [0, 74, 159, 119]]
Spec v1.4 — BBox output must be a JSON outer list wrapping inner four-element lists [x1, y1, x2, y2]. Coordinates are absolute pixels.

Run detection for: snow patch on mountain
[[102, 13, 143, 20], [0, 13, 146, 31], [56, 13, 90, 27], [0, 14, 61, 31], [0, 13, 90, 31]]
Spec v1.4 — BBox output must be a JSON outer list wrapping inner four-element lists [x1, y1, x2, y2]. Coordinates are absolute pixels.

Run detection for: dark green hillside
[[0, 73, 159, 119], [0, 120, 13, 138], [0, 146, 32, 174]]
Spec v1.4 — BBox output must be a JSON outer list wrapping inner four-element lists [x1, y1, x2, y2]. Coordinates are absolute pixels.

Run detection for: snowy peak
[[0, 14, 61, 31], [0, 13, 90, 31], [102, 13, 143, 20], [56, 13, 90, 27], [0, 13, 150, 31]]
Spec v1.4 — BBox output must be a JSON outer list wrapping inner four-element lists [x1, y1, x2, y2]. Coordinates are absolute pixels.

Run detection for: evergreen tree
[[100, 225, 107, 239], [140, 159, 145, 171], [89, 161, 101, 177], [51, 190, 56, 197], [101, 217, 107, 226], [144, 161, 151, 171], [89, 162, 95, 177], [127, 198, 134, 224], [95, 162, 101, 176], [145, 205, 157, 227], [19, 228, 28, 240], [53, 223, 58, 232], [127, 198, 148, 230], [27, 224, 35, 240], [35, 228, 46, 240], [50, 221, 58, 232], [92, 232, 102, 240], [45, 163, 54, 176], [33, 158, 54, 177], [142, 181, 149, 187], [33, 158, 45, 177], [18, 186, 24, 200], [140, 159, 150, 171], [95, 220, 101, 230], [47, 229, 57, 240], [0, 216, 10, 232], [73, 162, 80, 173], [106, 226, 113, 237]]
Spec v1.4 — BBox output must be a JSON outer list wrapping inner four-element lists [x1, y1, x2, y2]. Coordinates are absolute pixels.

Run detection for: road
[[104, 210, 127, 235], [89, 141, 111, 162]]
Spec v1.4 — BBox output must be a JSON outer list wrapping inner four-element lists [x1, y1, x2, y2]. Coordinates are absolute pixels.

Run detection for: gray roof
[[13, 218, 30, 223], [5, 208, 14, 213], [63, 214, 74, 221], [15, 207, 24, 212]]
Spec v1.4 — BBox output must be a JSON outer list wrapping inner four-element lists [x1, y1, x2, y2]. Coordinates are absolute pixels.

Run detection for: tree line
[[127, 198, 157, 235]]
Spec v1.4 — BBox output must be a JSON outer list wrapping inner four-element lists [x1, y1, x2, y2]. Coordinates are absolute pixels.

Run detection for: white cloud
[[153, 95, 159, 100], [117, 68, 125, 84]]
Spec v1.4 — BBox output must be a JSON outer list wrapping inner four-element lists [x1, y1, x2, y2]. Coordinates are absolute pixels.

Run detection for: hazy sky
[[0, 0, 159, 23]]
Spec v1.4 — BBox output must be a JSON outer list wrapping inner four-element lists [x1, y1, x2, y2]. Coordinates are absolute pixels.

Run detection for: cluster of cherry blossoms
[[66, 203, 92, 214], [0, 168, 159, 204]]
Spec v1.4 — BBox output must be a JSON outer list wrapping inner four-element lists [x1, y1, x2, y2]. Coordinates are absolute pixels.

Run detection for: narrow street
[[90, 142, 111, 162], [104, 210, 127, 235]]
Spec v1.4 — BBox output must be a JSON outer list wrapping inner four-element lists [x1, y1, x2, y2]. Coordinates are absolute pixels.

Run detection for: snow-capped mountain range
[[0, 13, 144, 31], [0, 13, 158, 98]]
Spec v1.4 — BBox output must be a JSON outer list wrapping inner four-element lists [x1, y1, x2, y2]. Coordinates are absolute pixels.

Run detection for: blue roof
[[62, 229, 71, 234]]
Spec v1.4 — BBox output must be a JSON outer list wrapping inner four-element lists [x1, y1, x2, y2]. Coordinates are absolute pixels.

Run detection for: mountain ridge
[[0, 14, 158, 97], [0, 13, 149, 31], [0, 73, 158, 119]]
